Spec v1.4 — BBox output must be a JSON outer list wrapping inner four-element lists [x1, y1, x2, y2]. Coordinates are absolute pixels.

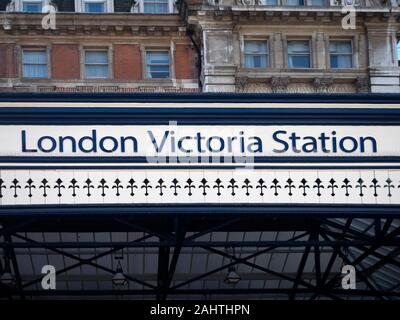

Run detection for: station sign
[[0, 125, 398, 158], [0, 102, 399, 210]]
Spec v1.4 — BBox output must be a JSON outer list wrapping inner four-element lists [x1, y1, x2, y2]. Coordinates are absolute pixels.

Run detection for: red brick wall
[[0, 43, 17, 78], [174, 44, 198, 80], [114, 44, 142, 80], [51, 44, 80, 79]]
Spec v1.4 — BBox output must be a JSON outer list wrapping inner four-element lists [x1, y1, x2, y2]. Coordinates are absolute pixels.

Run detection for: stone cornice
[[186, 7, 396, 26], [236, 69, 368, 80], [0, 12, 186, 35]]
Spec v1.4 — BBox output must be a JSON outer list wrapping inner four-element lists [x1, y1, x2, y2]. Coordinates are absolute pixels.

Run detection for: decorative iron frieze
[[0, 169, 399, 205]]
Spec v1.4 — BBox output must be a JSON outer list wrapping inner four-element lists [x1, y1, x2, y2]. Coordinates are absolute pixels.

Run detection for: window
[[22, 0, 43, 12], [397, 39, 400, 67], [85, 50, 109, 78], [308, 0, 324, 5], [84, 0, 106, 12], [244, 40, 269, 68], [146, 51, 170, 79], [260, 0, 278, 4], [22, 50, 48, 78], [286, 0, 305, 5], [132, 0, 175, 14], [330, 41, 353, 68], [287, 40, 311, 68], [143, 0, 169, 13]]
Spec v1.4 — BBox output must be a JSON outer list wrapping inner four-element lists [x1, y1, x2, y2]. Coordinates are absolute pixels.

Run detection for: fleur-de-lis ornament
[[25, 178, 36, 198], [69, 178, 79, 197], [199, 178, 210, 196]]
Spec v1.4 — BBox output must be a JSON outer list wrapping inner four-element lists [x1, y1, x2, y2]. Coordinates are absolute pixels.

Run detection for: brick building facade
[[0, 0, 400, 93]]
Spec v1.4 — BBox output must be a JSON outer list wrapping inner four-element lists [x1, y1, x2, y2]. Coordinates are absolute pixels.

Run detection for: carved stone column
[[271, 77, 289, 93], [355, 76, 370, 93], [235, 76, 248, 93], [313, 77, 335, 93]]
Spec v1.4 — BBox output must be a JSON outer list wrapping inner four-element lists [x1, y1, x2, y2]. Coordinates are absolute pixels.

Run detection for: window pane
[[397, 41, 400, 64], [23, 51, 47, 64], [244, 41, 268, 54], [260, 0, 278, 4], [146, 51, 170, 78], [287, 0, 304, 5], [147, 51, 170, 65], [308, 0, 324, 5], [85, 51, 108, 64], [288, 55, 310, 68], [85, 51, 108, 78], [23, 2, 42, 12], [245, 55, 268, 68], [288, 41, 310, 54], [144, 0, 169, 13], [23, 65, 47, 78], [85, 2, 105, 13], [147, 68, 170, 78], [22, 51, 48, 78], [86, 65, 108, 78], [330, 55, 352, 68], [330, 41, 352, 54]]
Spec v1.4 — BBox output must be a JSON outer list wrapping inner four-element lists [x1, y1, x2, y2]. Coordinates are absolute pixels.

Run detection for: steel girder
[[0, 215, 399, 300]]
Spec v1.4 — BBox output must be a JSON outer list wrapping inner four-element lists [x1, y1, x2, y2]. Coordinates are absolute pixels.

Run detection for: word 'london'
[[21, 129, 378, 154]]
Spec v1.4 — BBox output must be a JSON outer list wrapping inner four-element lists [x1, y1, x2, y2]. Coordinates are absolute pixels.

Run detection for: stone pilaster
[[201, 29, 237, 92], [272, 33, 284, 69], [366, 23, 400, 93], [315, 32, 326, 69]]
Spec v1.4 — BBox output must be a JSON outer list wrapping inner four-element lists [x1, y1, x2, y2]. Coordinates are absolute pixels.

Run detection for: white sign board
[[0, 125, 398, 158]]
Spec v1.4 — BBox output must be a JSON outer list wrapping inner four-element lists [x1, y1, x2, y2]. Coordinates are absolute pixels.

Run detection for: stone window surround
[[140, 42, 176, 80], [239, 32, 357, 70], [18, 43, 51, 79], [80, 45, 113, 80]]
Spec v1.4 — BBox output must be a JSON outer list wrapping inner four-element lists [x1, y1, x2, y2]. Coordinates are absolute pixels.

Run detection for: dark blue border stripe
[[1, 108, 400, 124], [2, 165, 400, 170], [0, 156, 399, 163], [1, 92, 400, 103], [1, 107, 400, 115], [0, 203, 399, 218]]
